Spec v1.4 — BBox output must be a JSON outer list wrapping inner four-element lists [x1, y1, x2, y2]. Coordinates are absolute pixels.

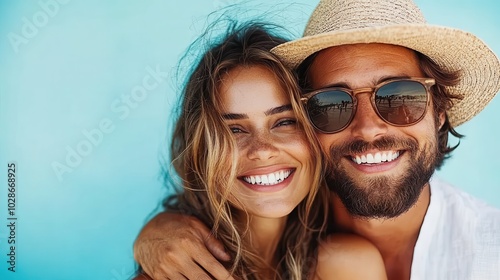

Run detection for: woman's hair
[[163, 22, 329, 279], [296, 49, 464, 170]]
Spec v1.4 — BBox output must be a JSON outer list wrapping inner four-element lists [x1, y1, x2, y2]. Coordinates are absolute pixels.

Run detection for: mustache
[[328, 136, 419, 158]]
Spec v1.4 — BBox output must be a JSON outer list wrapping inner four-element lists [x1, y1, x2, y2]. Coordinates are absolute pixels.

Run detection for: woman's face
[[219, 65, 314, 219]]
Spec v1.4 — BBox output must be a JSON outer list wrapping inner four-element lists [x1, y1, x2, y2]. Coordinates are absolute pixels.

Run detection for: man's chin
[[326, 136, 438, 219], [328, 171, 427, 219]]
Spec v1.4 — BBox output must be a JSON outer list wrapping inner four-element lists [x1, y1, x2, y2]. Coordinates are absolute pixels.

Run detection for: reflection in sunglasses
[[303, 78, 435, 133]]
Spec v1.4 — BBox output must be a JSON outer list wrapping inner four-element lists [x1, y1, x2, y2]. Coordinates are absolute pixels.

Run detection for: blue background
[[0, 0, 498, 279]]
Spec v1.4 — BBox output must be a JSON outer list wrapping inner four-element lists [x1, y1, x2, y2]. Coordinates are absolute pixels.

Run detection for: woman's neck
[[247, 215, 288, 267]]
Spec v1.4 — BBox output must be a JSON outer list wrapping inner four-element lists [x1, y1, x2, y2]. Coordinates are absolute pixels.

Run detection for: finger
[[196, 259, 233, 280], [203, 232, 231, 262], [166, 272, 187, 280], [154, 269, 187, 280], [190, 220, 230, 262], [151, 251, 212, 280], [181, 267, 213, 280], [173, 234, 232, 280], [163, 258, 212, 280], [192, 249, 234, 280]]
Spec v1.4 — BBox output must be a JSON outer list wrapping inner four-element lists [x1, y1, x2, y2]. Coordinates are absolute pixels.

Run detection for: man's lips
[[350, 150, 401, 165], [343, 150, 404, 173]]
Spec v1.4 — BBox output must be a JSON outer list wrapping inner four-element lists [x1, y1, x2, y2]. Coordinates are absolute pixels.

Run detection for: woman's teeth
[[242, 169, 292, 185]]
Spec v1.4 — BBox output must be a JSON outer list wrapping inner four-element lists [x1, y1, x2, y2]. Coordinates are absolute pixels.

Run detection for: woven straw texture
[[272, 0, 500, 127]]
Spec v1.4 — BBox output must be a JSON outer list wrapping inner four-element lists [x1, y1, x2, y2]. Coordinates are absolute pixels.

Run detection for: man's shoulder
[[429, 177, 500, 232], [415, 177, 500, 279], [430, 177, 500, 214]]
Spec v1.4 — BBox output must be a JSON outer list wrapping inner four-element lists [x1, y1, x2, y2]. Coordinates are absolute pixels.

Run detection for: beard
[[325, 135, 441, 219]]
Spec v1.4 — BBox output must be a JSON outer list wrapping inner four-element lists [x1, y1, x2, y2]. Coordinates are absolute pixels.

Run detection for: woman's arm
[[314, 234, 387, 280], [133, 211, 234, 280]]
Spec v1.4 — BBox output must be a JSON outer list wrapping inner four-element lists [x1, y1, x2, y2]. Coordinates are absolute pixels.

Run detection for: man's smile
[[351, 150, 401, 165]]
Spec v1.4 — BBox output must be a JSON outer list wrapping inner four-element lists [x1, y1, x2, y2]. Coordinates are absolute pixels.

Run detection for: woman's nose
[[246, 133, 280, 161]]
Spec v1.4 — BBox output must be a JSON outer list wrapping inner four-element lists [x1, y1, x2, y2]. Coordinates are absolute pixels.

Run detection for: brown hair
[[415, 52, 463, 169], [164, 22, 328, 279]]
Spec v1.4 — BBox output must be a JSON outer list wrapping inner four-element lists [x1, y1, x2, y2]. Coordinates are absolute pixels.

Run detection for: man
[[134, 0, 500, 279]]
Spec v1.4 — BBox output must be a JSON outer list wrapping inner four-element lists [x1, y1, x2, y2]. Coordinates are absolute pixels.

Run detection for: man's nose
[[348, 94, 389, 140]]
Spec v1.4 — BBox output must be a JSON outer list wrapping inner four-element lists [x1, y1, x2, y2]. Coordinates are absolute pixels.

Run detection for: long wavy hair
[[164, 22, 329, 279], [297, 49, 463, 169]]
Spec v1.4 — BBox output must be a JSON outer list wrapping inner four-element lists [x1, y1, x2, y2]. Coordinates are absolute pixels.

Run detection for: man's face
[[308, 43, 444, 218]]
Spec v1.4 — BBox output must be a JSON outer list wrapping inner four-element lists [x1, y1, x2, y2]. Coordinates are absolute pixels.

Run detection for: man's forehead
[[308, 43, 421, 88], [315, 43, 415, 60]]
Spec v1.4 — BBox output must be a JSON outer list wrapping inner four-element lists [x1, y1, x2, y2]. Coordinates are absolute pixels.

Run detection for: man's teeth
[[352, 151, 400, 164], [243, 170, 292, 186]]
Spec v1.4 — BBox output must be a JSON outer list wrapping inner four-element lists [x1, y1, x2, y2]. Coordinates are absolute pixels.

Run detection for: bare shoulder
[[314, 234, 387, 280]]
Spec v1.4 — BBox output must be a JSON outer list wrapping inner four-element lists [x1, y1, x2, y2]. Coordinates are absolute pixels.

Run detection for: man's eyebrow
[[319, 81, 350, 89], [318, 75, 412, 89], [375, 75, 412, 85], [221, 104, 293, 120]]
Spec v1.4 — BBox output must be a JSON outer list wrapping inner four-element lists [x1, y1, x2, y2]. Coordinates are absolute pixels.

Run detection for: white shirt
[[411, 177, 500, 280]]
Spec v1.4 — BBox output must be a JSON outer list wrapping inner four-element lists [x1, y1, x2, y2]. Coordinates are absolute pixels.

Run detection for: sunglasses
[[301, 78, 435, 133]]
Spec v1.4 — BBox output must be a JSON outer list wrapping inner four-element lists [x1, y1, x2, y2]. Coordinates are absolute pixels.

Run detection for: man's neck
[[331, 184, 431, 280]]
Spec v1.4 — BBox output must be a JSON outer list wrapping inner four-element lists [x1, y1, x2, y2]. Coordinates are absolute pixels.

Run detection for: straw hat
[[271, 0, 500, 127]]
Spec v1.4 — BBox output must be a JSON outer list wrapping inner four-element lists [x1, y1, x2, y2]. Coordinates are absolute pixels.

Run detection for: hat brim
[[271, 24, 500, 127]]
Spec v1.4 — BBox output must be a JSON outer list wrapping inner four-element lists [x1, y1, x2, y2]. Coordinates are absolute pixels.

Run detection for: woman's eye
[[275, 119, 297, 128], [230, 126, 245, 133]]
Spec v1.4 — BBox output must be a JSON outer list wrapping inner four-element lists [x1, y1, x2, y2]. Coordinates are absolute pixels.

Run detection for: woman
[[135, 22, 386, 280]]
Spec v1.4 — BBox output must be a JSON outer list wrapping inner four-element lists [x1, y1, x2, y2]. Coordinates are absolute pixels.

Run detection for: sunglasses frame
[[301, 77, 436, 134]]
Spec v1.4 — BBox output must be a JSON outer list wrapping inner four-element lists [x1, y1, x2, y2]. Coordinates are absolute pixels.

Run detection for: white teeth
[[355, 156, 362, 164], [366, 154, 374, 163], [261, 175, 268, 184], [351, 151, 400, 164], [255, 176, 262, 184], [381, 153, 387, 162], [268, 173, 276, 184], [242, 170, 292, 186]]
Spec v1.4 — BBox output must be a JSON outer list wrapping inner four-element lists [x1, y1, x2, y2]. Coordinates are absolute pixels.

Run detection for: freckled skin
[[219, 65, 314, 219]]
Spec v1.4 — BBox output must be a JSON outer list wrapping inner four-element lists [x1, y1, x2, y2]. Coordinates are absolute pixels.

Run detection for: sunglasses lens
[[306, 90, 353, 133], [375, 80, 428, 125]]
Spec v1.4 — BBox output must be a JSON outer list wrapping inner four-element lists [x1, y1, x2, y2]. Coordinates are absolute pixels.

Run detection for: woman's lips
[[238, 168, 296, 192]]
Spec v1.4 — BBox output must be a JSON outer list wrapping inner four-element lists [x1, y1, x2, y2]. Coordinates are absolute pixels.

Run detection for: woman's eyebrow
[[264, 104, 292, 116], [222, 113, 247, 120], [221, 104, 293, 120]]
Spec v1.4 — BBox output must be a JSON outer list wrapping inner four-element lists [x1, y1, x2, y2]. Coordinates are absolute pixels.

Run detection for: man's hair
[[163, 22, 328, 279], [416, 52, 463, 168], [296, 48, 464, 169]]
